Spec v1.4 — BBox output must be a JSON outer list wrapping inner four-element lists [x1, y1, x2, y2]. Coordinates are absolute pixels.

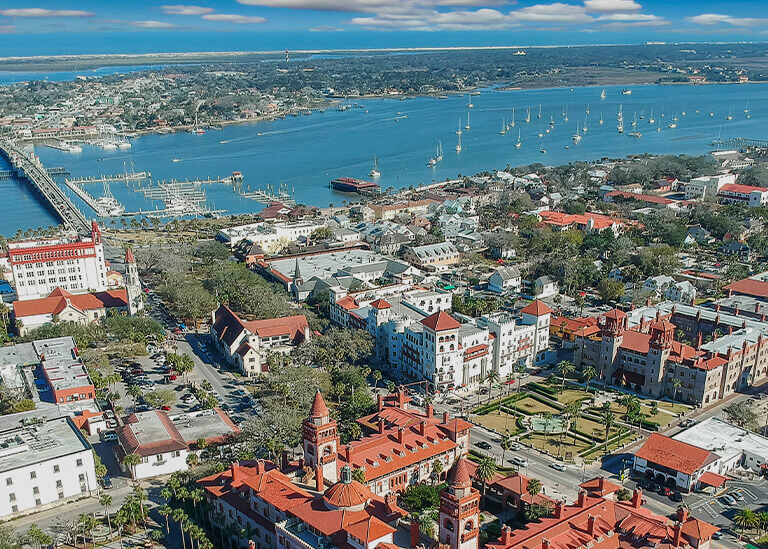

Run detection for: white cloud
[[687, 13, 768, 27], [0, 8, 93, 17], [309, 25, 346, 31], [202, 13, 267, 23], [350, 7, 515, 29], [583, 0, 641, 13], [510, 3, 593, 23], [130, 20, 181, 28], [237, 0, 500, 12], [161, 5, 215, 15], [597, 13, 665, 22]]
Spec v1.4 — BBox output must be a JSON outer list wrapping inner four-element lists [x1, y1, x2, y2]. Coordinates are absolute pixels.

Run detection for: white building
[[217, 220, 327, 254], [684, 174, 737, 200], [643, 275, 675, 298], [8, 223, 108, 301], [0, 417, 98, 520], [488, 267, 522, 294], [717, 183, 768, 208], [664, 281, 697, 304], [532, 276, 558, 299], [403, 242, 460, 271]]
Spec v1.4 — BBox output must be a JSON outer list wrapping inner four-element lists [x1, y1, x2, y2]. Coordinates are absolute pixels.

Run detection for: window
[[30, 471, 36, 480], [79, 474, 85, 482], [11, 505, 17, 513], [76, 458, 83, 467], [33, 486, 39, 495], [5, 478, 11, 486], [56, 480, 62, 488], [172, 450, 181, 458], [156, 455, 164, 462], [34, 499, 41, 506], [8, 493, 15, 502], [53, 465, 60, 473], [58, 492, 64, 500]]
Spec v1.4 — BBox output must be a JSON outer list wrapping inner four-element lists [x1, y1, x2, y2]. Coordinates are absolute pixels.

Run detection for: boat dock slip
[[0, 139, 89, 234], [238, 181, 295, 206], [62, 178, 123, 218], [66, 171, 149, 185], [709, 136, 768, 149]]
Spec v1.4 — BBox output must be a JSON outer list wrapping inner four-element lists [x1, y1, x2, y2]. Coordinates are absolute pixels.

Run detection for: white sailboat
[[455, 131, 462, 152], [456, 119, 462, 136], [515, 129, 522, 148], [586, 103, 590, 114], [726, 108, 733, 121], [467, 95, 473, 108], [537, 104, 542, 119], [648, 107, 655, 124], [657, 120, 662, 132], [631, 112, 637, 127], [437, 141, 443, 161], [500, 118, 506, 136], [465, 112, 471, 130], [369, 155, 381, 178], [617, 118, 624, 133], [600, 89, 606, 100], [525, 106, 531, 123], [598, 113, 604, 125], [572, 123, 582, 143], [745, 101, 751, 118], [582, 116, 588, 133], [428, 157, 437, 167], [191, 111, 205, 135], [564, 104, 569, 122], [511, 108, 515, 127], [538, 126, 544, 138]]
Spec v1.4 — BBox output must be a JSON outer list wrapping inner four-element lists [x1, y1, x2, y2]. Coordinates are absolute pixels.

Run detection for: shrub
[[400, 484, 443, 511]]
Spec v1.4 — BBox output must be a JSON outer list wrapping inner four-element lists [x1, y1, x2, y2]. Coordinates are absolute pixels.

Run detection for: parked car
[[100, 430, 118, 442], [660, 487, 673, 497], [511, 456, 528, 467], [712, 532, 723, 540], [670, 492, 683, 502], [160, 405, 172, 411], [549, 462, 567, 471], [720, 495, 737, 506], [475, 441, 492, 450], [100, 476, 113, 489]]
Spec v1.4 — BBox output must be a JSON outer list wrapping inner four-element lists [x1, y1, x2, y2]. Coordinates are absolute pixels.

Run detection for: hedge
[[474, 391, 528, 415], [527, 381, 558, 396]]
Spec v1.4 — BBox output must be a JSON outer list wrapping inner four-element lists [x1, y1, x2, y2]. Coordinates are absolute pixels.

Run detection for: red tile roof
[[724, 277, 768, 299], [310, 390, 329, 418], [521, 300, 554, 316], [13, 288, 128, 318], [125, 248, 135, 264], [448, 458, 472, 489], [579, 477, 622, 497], [605, 190, 677, 205], [244, 314, 309, 341], [336, 295, 359, 311], [681, 516, 720, 540], [324, 478, 373, 509], [618, 330, 651, 354], [635, 433, 717, 475], [116, 410, 187, 457], [421, 310, 461, 331], [370, 299, 392, 310], [718, 183, 768, 195], [344, 516, 396, 543], [697, 471, 728, 488]]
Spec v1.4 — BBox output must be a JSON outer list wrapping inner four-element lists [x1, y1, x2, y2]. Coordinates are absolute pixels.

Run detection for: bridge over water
[[0, 140, 90, 234]]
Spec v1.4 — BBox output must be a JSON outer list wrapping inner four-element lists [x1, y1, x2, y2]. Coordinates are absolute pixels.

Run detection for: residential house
[[488, 267, 522, 294]]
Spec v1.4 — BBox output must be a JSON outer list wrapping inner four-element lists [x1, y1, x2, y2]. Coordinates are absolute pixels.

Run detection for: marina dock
[[66, 171, 150, 185], [0, 139, 89, 233]]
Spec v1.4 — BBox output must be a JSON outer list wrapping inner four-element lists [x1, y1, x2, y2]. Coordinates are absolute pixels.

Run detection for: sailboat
[[465, 112, 471, 130], [672, 111, 679, 122], [600, 89, 606, 100], [500, 118, 506, 135], [582, 116, 588, 133], [617, 118, 624, 133], [428, 156, 437, 167], [745, 101, 751, 118], [572, 123, 582, 143], [564, 105, 569, 122], [537, 104, 542, 119], [455, 131, 462, 152], [538, 126, 544, 138], [598, 113, 604, 125], [515, 129, 522, 148], [467, 95, 474, 108], [681, 104, 686, 116], [437, 141, 443, 161], [639, 109, 645, 120], [726, 108, 733, 121], [456, 119, 462, 136], [631, 112, 637, 127], [657, 120, 662, 132], [511, 108, 516, 127], [525, 106, 531, 123], [586, 103, 590, 114], [629, 114, 642, 137], [191, 112, 205, 134], [549, 115, 555, 127], [369, 155, 381, 178], [648, 107, 655, 124]]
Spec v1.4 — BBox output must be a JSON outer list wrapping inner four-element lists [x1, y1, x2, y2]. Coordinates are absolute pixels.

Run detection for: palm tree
[[127, 384, 142, 412], [557, 360, 575, 393], [372, 370, 382, 388], [671, 379, 682, 407], [431, 459, 444, 485], [486, 371, 501, 402], [100, 494, 113, 533], [500, 434, 513, 463], [172, 509, 189, 549], [733, 508, 759, 538], [123, 453, 141, 485], [527, 478, 542, 498], [582, 365, 597, 392], [159, 504, 172, 534], [542, 411, 554, 448], [160, 488, 172, 503], [618, 394, 640, 416], [475, 456, 498, 497], [601, 410, 615, 452]]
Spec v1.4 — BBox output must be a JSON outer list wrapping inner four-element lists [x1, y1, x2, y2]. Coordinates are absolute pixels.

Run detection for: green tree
[[582, 365, 597, 392], [601, 409, 615, 452], [352, 468, 366, 484], [123, 453, 142, 484], [475, 457, 498, 497], [557, 360, 574, 393], [671, 378, 682, 407], [526, 478, 542, 498], [733, 508, 758, 537], [723, 401, 759, 430], [100, 494, 114, 533], [597, 278, 625, 303], [158, 504, 172, 534]]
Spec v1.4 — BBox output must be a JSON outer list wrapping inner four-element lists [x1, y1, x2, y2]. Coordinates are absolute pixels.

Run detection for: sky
[[0, 0, 767, 55]]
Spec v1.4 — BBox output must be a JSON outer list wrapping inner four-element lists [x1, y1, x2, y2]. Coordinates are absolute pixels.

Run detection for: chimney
[[397, 427, 405, 444], [555, 500, 564, 519], [715, 304, 721, 312], [231, 461, 242, 483], [418, 420, 427, 436], [673, 523, 683, 547], [378, 418, 386, 434], [345, 444, 353, 462], [695, 332, 703, 347], [410, 518, 420, 548], [542, 539, 551, 549], [587, 515, 596, 537], [315, 464, 324, 492], [385, 492, 398, 516], [378, 393, 384, 411], [577, 490, 587, 507], [501, 526, 513, 545], [598, 477, 605, 492], [249, 541, 255, 549], [755, 303, 760, 313], [677, 507, 689, 523], [281, 450, 290, 471], [427, 402, 434, 418], [632, 488, 643, 508], [443, 411, 449, 424]]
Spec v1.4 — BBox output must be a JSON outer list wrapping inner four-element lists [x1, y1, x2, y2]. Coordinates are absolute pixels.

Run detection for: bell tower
[[303, 390, 338, 484], [439, 459, 480, 549], [649, 319, 674, 391], [124, 248, 143, 315]]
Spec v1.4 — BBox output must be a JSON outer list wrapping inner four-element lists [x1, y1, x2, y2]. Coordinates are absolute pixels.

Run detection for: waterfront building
[[115, 408, 239, 480], [210, 304, 310, 377], [8, 222, 108, 301], [217, 220, 327, 253], [370, 200, 438, 221], [684, 174, 737, 200], [0, 417, 98, 520], [402, 242, 460, 271]]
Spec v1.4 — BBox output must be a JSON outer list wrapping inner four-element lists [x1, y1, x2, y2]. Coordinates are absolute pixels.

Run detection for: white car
[[511, 456, 528, 467], [549, 462, 567, 471]]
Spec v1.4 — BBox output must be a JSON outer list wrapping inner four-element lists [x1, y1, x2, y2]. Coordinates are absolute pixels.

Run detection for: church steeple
[[124, 247, 142, 315], [439, 458, 480, 549], [294, 258, 303, 286], [303, 390, 338, 484]]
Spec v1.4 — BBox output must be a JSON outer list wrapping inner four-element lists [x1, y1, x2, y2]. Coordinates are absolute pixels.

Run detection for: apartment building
[[217, 220, 327, 253], [402, 242, 460, 271], [8, 222, 108, 301]]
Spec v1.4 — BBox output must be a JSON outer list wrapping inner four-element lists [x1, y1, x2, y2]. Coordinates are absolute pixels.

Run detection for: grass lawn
[[516, 396, 562, 416], [656, 401, 691, 414], [575, 417, 622, 441], [553, 388, 592, 406], [475, 411, 524, 435], [523, 432, 592, 456], [585, 432, 640, 459]]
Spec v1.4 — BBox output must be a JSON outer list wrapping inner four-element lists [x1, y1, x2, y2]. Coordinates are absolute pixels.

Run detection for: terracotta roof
[[125, 248, 135, 263], [603, 309, 627, 321], [635, 433, 717, 475], [310, 390, 329, 418], [448, 458, 472, 489], [336, 295, 359, 311], [605, 190, 677, 205], [521, 300, 554, 316], [681, 516, 720, 540], [116, 410, 187, 458], [344, 516, 396, 544], [718, 183, 768, 195], [579, 477, 622, 497], [324, 478, 373, 510], [13, 288, 128, 318], [244, 314, 309, 341], [697, 471, 728, 488], [618, 330, 651, 354], [369, 299, 392, 310], [724, 277, 768, 299], [421, 310, 461, 331]]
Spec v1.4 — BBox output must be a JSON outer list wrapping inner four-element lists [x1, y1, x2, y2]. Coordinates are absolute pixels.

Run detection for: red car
[[131, 368, 144, 375], [164, 374, 177, 382], [160, 405, 172, 411]]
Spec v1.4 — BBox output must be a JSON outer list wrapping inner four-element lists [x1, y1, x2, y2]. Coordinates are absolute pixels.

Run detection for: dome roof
[[309, 390, 329, 419], [324, 466, 372, 511], [448, 458, 472, 489]]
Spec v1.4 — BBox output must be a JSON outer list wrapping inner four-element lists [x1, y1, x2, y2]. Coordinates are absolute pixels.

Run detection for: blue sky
[[0, 0, 767, 54]]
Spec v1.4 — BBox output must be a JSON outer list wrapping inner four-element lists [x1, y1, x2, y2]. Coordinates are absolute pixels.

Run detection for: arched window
[[464, 520, 474, 531], [443, 518, 454, 532]]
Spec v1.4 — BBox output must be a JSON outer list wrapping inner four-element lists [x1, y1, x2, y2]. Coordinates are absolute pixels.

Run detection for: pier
[[0, 140, 89, 233], [238, 182, 295, 206], [66, 171, 149, 185], [709, 137, 768, 150], [0, 167, 69, 180]]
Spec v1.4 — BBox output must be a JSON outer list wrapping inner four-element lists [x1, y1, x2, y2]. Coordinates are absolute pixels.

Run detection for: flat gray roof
[[171, 409, 238, 443], [673, 417, 768, 463], [0, 417, 91, 475], [270, 249, 387, 281]]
